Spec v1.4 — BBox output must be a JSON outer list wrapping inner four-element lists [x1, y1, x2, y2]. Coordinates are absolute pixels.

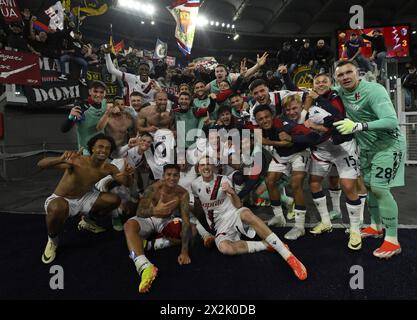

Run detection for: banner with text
[[0, 50, 41, 86], [0, 0, 22, 23], [22, 57, 119, 108]]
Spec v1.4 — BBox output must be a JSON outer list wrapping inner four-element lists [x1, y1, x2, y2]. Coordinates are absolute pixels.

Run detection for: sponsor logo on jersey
[[202, 198, 225, 209]]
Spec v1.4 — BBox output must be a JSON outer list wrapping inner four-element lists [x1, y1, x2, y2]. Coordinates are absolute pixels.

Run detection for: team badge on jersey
[[206, 186, 211, 194], [355, 92, 361, 100]]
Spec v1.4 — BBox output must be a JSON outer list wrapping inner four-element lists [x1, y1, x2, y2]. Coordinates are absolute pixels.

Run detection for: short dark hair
[[217, 105, 232, 116], [249, 79, 268, 92], [114, 96, 124, 101], [253, 104, 272, 118], [87, 133, 116, 155], [219, 79, 231, 87], [138, 61, 150, 69], [193, 80, 206, 87], [90, 80, 107, 90], [229, 93, 242, 100], [313, 72, 332, 80], [163, 163, 180, 173], [179, 91, 191, 98], [215, 64, 228, 72], [130, 91, 144, 97], [335, 59, 359, 69]]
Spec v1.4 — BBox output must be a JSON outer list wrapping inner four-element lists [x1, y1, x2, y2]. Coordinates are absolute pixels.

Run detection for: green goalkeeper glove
[[333, 119, 368, 135]]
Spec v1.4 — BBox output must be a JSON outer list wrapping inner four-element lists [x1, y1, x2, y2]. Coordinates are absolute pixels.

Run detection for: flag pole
[[109, 23, 114, 53]]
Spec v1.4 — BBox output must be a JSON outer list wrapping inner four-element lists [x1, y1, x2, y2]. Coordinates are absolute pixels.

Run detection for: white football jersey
[[308, 105, 332, 125], [191, 175, 236, 230]]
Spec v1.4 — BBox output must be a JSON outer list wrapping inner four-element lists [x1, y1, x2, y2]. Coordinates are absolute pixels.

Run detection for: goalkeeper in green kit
[[333, 60, 405, 259]]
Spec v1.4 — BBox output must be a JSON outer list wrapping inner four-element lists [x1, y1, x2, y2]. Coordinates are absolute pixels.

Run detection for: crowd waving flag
[[70, 0, 111, 17], [167, 0, 201, 55], [45, 1, 65, 31], [153, 39, 168, 59]]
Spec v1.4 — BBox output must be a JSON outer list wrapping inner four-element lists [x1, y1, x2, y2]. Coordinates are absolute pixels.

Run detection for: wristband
[[362, 123, 368, 131], [68, 114, 76, 121]]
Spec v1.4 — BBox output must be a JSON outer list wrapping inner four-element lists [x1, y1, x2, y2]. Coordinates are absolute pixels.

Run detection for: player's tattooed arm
[[136, 185, 155, 217]]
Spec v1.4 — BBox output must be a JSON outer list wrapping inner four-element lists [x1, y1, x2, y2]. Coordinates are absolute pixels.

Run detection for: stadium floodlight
[[221, 23, 225, 27], [197, 15, 209, 27], [145, 4, 155, 15], [141, 20, 145, 24], [215, 21, 219, 26], [118, 0, 155, 16], [231, 24, 235, 29], [151, 20, 155, 25], [233, 34, 239, 40], [226, 24, 230, 28], [210, 21, 214, 25]]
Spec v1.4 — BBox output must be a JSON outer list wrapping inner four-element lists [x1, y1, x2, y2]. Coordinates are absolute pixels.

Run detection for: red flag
[[113, 40, 125, 54], [0, 50, 41, 86]]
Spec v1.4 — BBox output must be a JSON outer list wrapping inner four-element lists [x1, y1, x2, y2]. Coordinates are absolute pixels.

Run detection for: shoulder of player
[[217, 174, 230, 181], [176, 185, 188, 197], [104, 161, 120, 174], [191, 175, 203, 186], [362, 80, 386, 96]]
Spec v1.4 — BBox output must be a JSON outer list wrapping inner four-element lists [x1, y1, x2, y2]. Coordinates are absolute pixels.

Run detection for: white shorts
[[44, 191, 100, 217], [289, 151, 310, 172], [309, 140, 359, 179], [268, 151, 309, 175], [214, 207, 256, 248], [129, 216, 181, 239], [268, 159, 291, 176]]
